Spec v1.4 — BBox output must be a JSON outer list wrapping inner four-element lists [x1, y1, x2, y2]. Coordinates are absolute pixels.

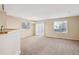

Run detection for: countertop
[[0, 29, 18, 35]]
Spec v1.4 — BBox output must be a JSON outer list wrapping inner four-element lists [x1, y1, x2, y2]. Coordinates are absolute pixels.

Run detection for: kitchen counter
[[0, 29, 21, 55], [0, 29, 17, 34], [0, 29, 19, 36]]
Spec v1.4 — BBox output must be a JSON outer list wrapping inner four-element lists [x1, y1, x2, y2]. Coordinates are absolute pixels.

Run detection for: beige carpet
[[21, 36, 79, 55]]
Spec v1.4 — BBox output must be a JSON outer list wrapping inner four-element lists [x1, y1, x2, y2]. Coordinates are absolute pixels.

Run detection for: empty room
[[0, 4, 79, 55]]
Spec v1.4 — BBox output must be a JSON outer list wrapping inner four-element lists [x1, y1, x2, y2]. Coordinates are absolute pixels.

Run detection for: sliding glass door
[[35, 22, 44, 36]]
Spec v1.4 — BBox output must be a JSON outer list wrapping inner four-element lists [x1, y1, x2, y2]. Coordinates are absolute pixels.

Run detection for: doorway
[[35, 22, 44, 36]]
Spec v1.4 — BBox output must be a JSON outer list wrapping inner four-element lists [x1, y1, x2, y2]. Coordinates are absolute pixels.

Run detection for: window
[[35, 23, 44, 36], [54, 21, 68, 33], [22, 22, 31, 29]]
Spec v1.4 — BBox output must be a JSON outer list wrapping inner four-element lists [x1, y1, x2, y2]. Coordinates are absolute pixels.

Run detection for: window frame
[[53, 20, 68, 33]]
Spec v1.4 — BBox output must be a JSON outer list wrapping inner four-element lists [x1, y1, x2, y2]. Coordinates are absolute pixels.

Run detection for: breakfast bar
[[0, 29, 21, 55]]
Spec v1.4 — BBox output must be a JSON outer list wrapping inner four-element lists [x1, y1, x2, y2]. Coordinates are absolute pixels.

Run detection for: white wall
[[0, 11, 6, 29], [6, 15, 33, 38], [0, 4, 2, 11]]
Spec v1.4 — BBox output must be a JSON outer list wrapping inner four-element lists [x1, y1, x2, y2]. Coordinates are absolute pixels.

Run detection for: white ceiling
[[4, 4, 79, 20]]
